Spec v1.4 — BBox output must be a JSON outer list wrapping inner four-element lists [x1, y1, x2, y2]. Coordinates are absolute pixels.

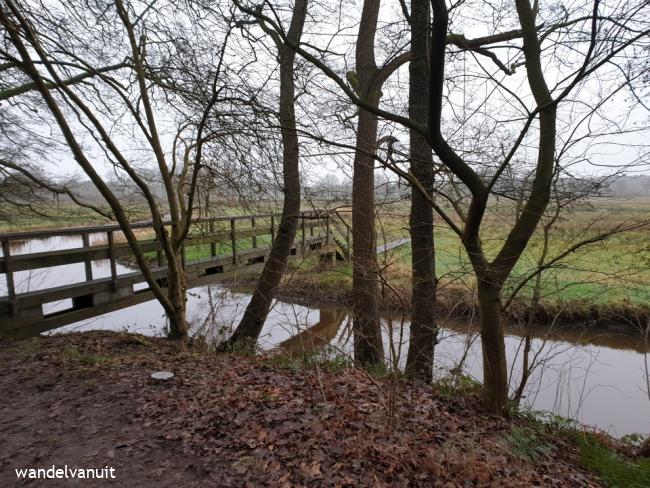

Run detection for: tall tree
[[404, 0, 438, 380], [425, 0, 648, 414], [0, 0, 241, 340], [348, 0, 409, 365], [350, 0, 384, 365], [225, 0, 308, 350], [242, 0, 649, 413]]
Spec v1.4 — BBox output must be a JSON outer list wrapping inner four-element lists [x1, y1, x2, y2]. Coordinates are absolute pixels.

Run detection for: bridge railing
[[0, 210, 337, 337], [0, 211, 331, 300]]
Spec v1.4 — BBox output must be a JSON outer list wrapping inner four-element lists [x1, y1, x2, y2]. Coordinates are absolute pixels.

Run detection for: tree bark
[[477, 277, 508, 415], [352, 0, 384, 365], [405, 0, 437, 381], [224, 0, 307, 351], [167, 253, 188, 339]]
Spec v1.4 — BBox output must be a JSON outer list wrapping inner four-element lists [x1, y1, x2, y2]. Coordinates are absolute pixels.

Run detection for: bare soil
[[0, 331, 605, 487]]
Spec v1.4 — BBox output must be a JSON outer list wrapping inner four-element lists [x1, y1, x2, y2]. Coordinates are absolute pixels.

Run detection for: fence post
[[251, 216, 257, 248], [209, 219, 216, 257], [81, 232, 93, 281], [301, 214, 305, 251], [230, 218, 237, 265], [107, 231, 117, 290], [326, 214, 330, 244], [1, 239, 17, 315]]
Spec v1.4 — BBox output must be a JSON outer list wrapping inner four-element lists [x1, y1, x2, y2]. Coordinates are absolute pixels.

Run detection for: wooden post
[[326, 214, 330, 243], [230, 218, 237, 265], [209, 219, 216, 257], [270, 215, 276, 245], [251, 217, 257, 248], [301, 215, 305, 250], [1, 239, 17, 315], [310, 215, 315, 237], [81, 232, 93, 281], [107, 231, 117, 290]]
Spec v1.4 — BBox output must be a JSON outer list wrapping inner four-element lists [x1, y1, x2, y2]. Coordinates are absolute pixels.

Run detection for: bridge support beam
[[319, 252, 335, 267], [0, 303, 44, 337], [93, 285, 134, 306]]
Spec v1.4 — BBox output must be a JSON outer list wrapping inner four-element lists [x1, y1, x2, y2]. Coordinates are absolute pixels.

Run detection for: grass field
[[313, 197, 650, 310], [2, 198, 648, 310]]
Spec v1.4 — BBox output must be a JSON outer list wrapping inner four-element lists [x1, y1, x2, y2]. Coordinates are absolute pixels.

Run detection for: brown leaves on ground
[[0, 331, 601, 487]]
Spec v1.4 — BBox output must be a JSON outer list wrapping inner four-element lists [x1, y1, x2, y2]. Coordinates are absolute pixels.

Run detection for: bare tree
[[224, 0, 308, 351], [0, 0, 244, 339], [234, 0, 649, 414], [403, 0, 437, 381]]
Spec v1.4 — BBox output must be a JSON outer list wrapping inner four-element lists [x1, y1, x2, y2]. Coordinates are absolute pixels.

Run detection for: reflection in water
[[1, 236, 649, 437], [277, 309, 347, 358]]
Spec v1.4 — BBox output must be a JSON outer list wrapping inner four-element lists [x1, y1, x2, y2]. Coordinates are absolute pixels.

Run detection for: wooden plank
[[1, 240, 16, 315], [0, 262, 269, 339], [107, 231, 118, 289], [230, 219, 237, 265], [0, 223, 321, 273], [0, 214, 279, 241], [0, 239, 336, 338], [0, 237, 332, 312], [81, 232, 93, 281]]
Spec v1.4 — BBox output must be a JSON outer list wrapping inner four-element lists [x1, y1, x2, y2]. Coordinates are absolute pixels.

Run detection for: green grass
[[377, 199, 650, 307], [183, 234, 275, 261], [0, 202, 159, 232], [506, 426, 554, 461], [0, 205, 109, 232], [514, 409, 650, 487], [4, 199, 648, 309], [576, 434, 650, 488], [186, 200, 650, 309]]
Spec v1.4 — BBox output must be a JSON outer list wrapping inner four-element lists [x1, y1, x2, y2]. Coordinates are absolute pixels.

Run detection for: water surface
[[2, 236, 649, 437]]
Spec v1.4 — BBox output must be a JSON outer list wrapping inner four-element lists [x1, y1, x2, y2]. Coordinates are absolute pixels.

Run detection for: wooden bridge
[[0, 212, 344, 339]]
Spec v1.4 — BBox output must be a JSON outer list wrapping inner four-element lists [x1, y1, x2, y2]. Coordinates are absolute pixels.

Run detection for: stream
[[2, 235, 649, 437]]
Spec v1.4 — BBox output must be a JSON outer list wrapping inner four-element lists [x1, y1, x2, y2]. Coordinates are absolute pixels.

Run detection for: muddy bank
[[0, 331, 622, 487], [227, 271, 650, 333]]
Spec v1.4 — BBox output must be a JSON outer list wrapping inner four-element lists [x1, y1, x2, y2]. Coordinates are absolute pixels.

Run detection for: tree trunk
[[405, 0, 437, 381], [351, 0, 384, 366], [352, 102, 384, 365], [167, 253, 188, 339], [477, 278, 508, 415], [223, 0, 307, 352]]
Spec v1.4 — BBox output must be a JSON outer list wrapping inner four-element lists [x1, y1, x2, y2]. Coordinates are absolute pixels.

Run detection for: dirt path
[[0, 331, 603, 487]]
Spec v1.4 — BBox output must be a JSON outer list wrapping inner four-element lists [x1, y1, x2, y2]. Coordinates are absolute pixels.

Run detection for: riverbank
[[2, 331, 648, 487], [228, 263, 650, 332]]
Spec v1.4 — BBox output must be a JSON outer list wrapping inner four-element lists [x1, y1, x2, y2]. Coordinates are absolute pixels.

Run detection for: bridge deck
[[0, 212, 337, 338]]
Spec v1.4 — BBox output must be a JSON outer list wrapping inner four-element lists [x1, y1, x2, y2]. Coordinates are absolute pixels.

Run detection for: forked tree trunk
[[224, 0, 307, 351], [405, 0, 437, 381]]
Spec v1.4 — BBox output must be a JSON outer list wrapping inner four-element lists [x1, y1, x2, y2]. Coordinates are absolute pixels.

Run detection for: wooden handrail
[[0, 221, 323, 273], [0, 236, 332, 312], [0, 211, 326, 241]]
